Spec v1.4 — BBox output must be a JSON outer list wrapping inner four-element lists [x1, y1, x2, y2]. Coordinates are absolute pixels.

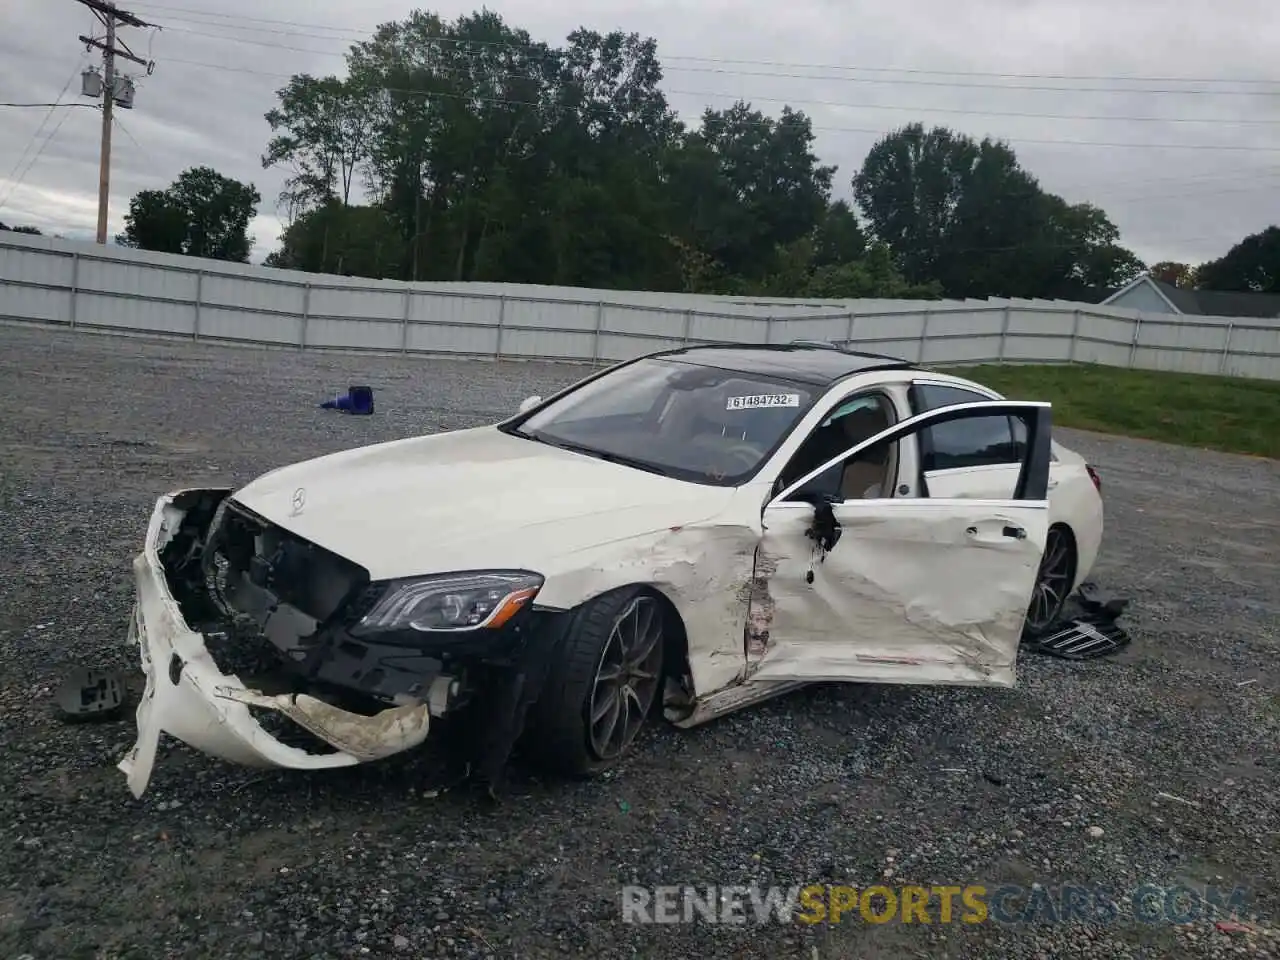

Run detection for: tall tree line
[[249, 10, 1144, 300], [114, 9, 1278, 300]]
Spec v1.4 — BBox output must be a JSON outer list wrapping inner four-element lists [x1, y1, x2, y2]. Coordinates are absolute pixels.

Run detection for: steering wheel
[[718, 442, 763, 472]]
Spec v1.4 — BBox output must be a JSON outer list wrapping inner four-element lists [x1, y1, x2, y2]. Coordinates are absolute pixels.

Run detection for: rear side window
[[910, 383, 1026, 471]]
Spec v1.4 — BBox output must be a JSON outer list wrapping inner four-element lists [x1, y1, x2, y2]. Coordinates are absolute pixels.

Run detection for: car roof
[[650, 343, 917, 386]]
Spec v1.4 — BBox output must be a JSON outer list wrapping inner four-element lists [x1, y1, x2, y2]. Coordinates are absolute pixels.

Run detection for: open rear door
[[748, 401, 1052, 687]]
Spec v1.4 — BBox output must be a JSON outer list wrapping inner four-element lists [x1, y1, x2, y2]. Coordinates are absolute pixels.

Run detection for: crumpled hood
[[231, 426, 735, 580]]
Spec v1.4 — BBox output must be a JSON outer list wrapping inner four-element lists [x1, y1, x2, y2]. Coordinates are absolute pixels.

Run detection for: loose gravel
[[1, 324, 1276, 960]]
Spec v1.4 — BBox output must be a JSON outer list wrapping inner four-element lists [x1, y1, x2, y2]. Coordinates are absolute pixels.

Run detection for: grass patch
[[934, 363, 1280, 460]]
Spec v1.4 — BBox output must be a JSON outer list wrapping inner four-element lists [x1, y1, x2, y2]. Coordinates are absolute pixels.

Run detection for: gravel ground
[[0, 323, 1276, 960]]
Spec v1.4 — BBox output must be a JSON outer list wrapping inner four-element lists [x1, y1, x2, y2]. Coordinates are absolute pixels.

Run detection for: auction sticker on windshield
[[726, 394, 802, 411]]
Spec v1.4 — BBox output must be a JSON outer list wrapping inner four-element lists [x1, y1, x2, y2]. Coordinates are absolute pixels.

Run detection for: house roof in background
[[1103, 275, 1280, 318], [1172, 285, 1280, 319]]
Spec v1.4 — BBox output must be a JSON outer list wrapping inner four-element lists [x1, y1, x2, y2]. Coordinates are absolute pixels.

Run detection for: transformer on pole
[[75, 0, 158, 243]]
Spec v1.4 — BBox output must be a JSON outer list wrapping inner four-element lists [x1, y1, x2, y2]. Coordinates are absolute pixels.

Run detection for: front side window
[[778, 392, 898, 500], [506, 358, 817, 485], [911, 383, 1024, 471]]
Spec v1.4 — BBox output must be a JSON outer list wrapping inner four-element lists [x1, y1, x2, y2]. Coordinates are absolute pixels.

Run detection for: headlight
[[352, 571, 543, 634]]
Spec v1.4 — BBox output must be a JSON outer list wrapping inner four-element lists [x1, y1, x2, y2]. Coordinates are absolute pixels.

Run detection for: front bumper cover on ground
[[116, 490, 434, 799]]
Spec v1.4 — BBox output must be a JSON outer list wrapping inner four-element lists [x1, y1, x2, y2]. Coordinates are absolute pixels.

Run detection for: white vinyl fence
[[1, 232, 1277, 380]]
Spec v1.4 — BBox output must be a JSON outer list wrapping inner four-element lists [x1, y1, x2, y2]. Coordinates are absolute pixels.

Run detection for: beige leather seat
[[835, 406, 891, 498]]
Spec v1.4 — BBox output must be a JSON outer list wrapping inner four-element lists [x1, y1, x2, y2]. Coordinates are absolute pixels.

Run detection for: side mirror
[[518, 395, 542, 414], [806, 499, 843, 552]]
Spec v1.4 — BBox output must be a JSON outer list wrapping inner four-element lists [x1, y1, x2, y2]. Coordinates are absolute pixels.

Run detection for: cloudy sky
[[2, 0, 1278, 268]]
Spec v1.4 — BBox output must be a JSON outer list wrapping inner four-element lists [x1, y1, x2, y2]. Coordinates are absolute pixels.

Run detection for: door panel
[[746, 400, 1053, 688], [750, 499, 1046, 685]]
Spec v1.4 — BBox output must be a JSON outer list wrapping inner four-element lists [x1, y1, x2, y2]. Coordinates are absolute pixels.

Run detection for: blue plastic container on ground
[[319, 385, 374, 414]]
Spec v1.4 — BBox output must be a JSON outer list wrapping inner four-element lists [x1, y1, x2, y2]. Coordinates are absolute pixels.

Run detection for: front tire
[[1023, 524, 1078, 638], [527, 587, 666, 777]]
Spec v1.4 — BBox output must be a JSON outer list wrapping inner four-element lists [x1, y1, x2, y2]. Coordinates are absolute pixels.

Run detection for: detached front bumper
[[117, 490, 433, 798]]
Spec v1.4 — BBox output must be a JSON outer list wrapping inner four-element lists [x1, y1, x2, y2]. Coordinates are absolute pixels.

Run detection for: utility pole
[[97, 14, 114, 245], [75, 0, 156, 244]]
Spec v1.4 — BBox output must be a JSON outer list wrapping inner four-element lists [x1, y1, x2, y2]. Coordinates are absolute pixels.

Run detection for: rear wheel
[[1024, 524, 1077, 638], [527, 587, 666, 776]]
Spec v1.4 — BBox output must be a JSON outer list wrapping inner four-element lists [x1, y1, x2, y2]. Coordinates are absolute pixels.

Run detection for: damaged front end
[[118, 489, 550, 798]]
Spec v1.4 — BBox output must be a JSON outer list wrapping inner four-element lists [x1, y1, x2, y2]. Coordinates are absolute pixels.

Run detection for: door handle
[[965, 522, 1028, 541]]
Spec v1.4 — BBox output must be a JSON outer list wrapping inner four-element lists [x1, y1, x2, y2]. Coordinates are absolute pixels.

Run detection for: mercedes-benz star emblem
[[290, 487, 306, 514]]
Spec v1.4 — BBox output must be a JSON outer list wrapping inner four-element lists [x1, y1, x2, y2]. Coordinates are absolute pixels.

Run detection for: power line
[[0, 100, 80, 215], [0, 59, 87, 215], [581, 64, 1280, 98], [703, 91, 1277, 126], [1099, 175, 1280, 206], [112, 113, 167, 183], [131, 4, 365, 38], [0, 102, 101, 108], [113, 114, 143, 148], [132, 13, 1280, 134], [128, 3, 1280, 87], [144, 14, 1280, 98], [158, 44, 1280, 125], [156, 58, 1280, 153], [158, 52, 1280, 190], [160, 20, 1280, 104], [1052, 164, 1280, 194], [136, 21, 1280, 126]]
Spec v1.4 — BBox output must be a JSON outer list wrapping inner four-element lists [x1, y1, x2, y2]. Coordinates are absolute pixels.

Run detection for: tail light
[[1086, 464, 1101, 493]]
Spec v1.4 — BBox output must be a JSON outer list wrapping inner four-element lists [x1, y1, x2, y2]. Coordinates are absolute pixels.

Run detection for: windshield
[[505, 357, 817, 485]]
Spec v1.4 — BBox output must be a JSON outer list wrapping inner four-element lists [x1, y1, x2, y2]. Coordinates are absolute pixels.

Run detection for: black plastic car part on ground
[[1023, 580, 1132, 661], [55, 666, 128, 722]]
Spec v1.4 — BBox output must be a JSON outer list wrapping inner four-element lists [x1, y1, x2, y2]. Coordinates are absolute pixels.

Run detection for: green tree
[[265, 200, 405, 277], [747, 232, 941, 300], [1038, 196, 1146, 297], [261, 12, 864, 293], [263, 75, 373, 216], [0, 222, 41, 234], [116, 189, 187, 254], [347, 10, 564, 282], [254, 12, 1148, 302], [852, 124, 977, 285], [678, 102, 835, 279], [932, 139, 1048, 297], [1148, 261, 1196, 288], [812, 200, 866, 267], [806, 244, 942, 300], [853, 123, 1143, 299], [532, 28, 684, 288], [1195, 226, 1280, 292], [117, 166, 260, 261]]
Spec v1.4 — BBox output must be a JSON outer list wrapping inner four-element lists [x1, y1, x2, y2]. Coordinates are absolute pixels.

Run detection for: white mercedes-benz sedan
[[118, 342, 1103, 797]]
